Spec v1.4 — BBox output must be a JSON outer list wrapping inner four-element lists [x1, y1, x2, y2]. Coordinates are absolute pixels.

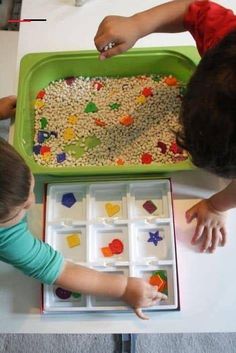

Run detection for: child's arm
[[0, 220, 166, 320], [94, 0, 196, 60], [185, 180, 236, 253], [55, 261, 167, 319], [0, 96, 16, 120]]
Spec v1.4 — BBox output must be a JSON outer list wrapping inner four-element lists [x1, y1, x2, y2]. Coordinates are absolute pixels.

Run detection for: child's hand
[[94, 16, 140, 60], [0, 96, 16, 120], [185, 199, 227, 253], [121, 277, 167, 320]]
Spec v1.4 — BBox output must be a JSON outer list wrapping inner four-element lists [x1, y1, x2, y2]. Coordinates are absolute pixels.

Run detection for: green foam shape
[[84, 135, 101, 149], [84, 102, 98, 113], [64, 143, 85, 158], [152, 270, 168, 295], [64, 135, 101, 158], [153, 270, 167, 281]]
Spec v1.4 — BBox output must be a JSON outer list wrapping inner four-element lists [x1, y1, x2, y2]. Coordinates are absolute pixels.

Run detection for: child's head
[[177, 30, 236, 179], [0, 138, 35, 227]]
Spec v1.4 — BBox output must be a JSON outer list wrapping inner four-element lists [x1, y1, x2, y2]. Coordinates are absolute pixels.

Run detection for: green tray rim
[[13, 46, 200, 176]]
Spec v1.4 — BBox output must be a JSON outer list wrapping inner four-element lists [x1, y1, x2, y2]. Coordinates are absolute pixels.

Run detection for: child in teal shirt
[[0, 137, 166, 319]]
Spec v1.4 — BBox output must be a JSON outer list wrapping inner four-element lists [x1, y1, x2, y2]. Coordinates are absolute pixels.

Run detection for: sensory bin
[[14, 47, 199, 175], [43, 178, 179, 313], [33, 74, 187, 168]]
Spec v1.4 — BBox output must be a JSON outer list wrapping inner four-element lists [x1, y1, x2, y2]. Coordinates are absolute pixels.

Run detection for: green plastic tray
[[13, 47, 200, 176]]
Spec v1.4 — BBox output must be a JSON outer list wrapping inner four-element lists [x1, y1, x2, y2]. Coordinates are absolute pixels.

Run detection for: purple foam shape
[[57, 152, 66, 163], [143, 200, 157, 214], [37, 130, 50, 144], [33, 144, 41, 155], [55, 287, 72, 300], [61, 192, 77, 208]]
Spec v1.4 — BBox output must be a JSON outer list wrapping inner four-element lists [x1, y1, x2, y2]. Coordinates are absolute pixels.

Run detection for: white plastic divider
[[43, 179, 179, 313]]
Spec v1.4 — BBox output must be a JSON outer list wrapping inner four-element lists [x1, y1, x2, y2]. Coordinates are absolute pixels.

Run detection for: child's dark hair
[[176, 30, 236, 178], [0, 138, 31, 221]]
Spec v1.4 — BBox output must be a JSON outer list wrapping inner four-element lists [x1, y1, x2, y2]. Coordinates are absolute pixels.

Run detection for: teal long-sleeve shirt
[[0, 218, 64, 284]]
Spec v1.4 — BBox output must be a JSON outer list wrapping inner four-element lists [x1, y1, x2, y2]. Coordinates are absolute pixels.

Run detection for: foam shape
[[142, 200, 157, 214], [55, 287, 71, 300], [108, 239, 124, 255], [101, 246, 113, 257], [33, 144, 41, 155], [152, 270, 168, 294], [142, 87, 153, 97], [65, 76, 76, 85], [66, 233, 81, 248], [57, 152, 66, 163], [147, 230, 163, 246], [36, 90, 45, 99], [105, 203, 120, 217], [84, 102, 98, 113], [34, 99, 45, 109], [61, 192, 77, 208], [40, 117, 48, 129], [149, 274, 165, 291], [119, 115, 134, 126]]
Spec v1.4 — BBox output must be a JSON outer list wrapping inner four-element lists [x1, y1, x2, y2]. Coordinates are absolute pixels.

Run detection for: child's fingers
[[134, 308, 149, 320], [191, 223, 204, 244], [10, 108, 16, 117], [99, 43, 128, 60], [209, 229, 220, 253], [201, 228, 212, 252], [94, 33, 114, 52], [151, 290, 168, 301], [185, 206, 197, 223], [220, 227, 227, 246], [158, 292, 168, 301]]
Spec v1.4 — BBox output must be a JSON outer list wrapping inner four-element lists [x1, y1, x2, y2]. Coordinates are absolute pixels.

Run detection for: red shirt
[[184, 0, 236, 56]]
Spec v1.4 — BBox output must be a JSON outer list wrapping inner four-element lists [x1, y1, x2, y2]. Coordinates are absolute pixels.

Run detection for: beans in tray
[[33, 75, 187, 167]]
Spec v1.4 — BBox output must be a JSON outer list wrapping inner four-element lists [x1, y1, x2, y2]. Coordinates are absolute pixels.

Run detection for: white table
[[1, 0, 236, 334]]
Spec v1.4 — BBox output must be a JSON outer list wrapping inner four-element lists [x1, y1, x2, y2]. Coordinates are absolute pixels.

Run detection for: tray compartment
[[133, 264, 178, 308], [129, 180, 171, 219], [131, 221, 173, 262], [48, 225, 87, 262], [44, 285, 87, 311], [89, 183, 127, 220], [90, 266, 129, 308], [47, 184, 87, 223], [89, 224, 129, 263]]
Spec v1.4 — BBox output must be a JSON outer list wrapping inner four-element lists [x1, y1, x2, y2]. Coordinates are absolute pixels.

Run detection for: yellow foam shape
[[34, 99, 45, 109], [105, 203, 120, 217], [66, 233, 81, 248], [136, 95, 146, 104]]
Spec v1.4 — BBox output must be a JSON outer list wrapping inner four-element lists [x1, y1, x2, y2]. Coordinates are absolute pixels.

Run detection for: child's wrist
[[207, 197, 226, 214], [130, 13, 151, 39]]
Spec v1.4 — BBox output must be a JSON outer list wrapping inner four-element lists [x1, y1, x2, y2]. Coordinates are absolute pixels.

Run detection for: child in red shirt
[[94, 0, 236, 253]]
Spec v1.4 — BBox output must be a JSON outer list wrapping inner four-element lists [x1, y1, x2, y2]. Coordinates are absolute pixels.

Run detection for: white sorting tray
[[42, 178, 180, 313]]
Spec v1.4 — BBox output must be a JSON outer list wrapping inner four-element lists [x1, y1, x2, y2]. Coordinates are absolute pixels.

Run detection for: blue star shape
[[147, 230, 163, 246]]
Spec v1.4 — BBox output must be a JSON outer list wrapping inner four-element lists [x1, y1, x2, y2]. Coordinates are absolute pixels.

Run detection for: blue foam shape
[[61, 192, 76, 208]]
